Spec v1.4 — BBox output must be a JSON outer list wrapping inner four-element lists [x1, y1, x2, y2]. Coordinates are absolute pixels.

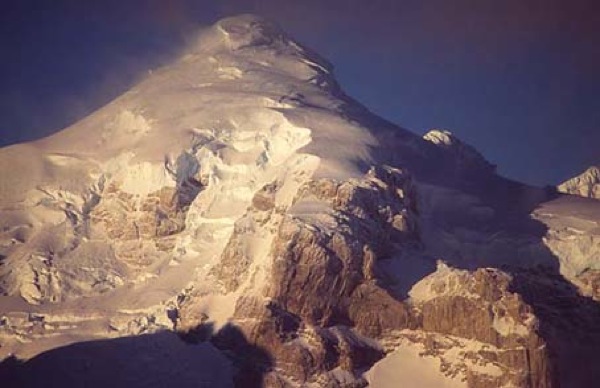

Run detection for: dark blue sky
[[1, 0, 598, 186]]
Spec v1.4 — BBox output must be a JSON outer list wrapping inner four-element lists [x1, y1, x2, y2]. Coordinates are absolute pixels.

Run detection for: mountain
[[558, 166, 600, 200], [1, 15, 600, 388]]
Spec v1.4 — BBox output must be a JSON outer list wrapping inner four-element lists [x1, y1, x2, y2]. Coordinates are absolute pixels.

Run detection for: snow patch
[[365, 338, 466, 388], [423, 129, 456, 147], [408, 262, 479, 303]]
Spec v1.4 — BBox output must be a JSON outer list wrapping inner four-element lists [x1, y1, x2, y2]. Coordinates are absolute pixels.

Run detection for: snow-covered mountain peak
[[215, 14, 296, 50], [192, 14, 291, 51], [13, 15, 370, 201], [186, 14, 333, 78], [2, 14, 600, 388], [422, 129, 496, 176], [0, 14, 384, 303]]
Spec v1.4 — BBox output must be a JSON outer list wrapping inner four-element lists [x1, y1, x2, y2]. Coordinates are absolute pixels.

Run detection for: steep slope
[[0, 14, 598, 388]]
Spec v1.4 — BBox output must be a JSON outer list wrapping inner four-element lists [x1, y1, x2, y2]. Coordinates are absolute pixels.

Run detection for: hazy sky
[[1, 0, 598, 185]]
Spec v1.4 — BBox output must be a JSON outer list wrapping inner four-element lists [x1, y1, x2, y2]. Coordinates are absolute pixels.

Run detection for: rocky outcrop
[[409, 264, 554, 387], [557, 166, 600, 199], [509, 267, 600, 387], [189, 166, 556, 386], [90, 177, 202, 267], [260, 166, 418, 329], [197, 166, 419, 384]]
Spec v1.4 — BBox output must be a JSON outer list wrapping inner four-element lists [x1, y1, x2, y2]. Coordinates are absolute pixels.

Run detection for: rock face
[[190, 165, 555, 386], [0, 14, 598, 388], [198, 165, 556, 386], [188, 165, 420, 385], [265, 166, 417, 329], [557, 165, 600, 199], [409, 264, 553, 388]]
